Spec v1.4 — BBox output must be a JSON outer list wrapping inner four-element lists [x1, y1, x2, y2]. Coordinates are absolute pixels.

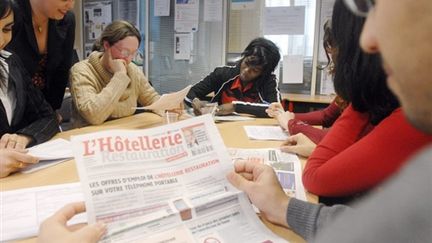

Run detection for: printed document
[[0, 183, 85, 241], [136, 85, 191, 110], [23, 138, 73, 173], [229, 148, 306, 200], [244, 125, 289, 140], [71, 115, 286, 242]]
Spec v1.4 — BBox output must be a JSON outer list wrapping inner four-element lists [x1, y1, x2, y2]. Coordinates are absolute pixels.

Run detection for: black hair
[[318, 19, 334, 70], [0, 0, 14, 87], [239, 37, 281, 80], [332, 0, 399, 125]]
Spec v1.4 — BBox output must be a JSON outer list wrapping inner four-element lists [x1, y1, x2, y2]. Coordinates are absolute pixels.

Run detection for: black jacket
[[185, 65, 281, 117], [0, 54, 59, 146], [6, 0, 75, 110]]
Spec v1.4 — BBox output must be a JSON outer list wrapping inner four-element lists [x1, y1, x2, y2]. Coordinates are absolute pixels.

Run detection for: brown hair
[[92, 20, 141, 52]]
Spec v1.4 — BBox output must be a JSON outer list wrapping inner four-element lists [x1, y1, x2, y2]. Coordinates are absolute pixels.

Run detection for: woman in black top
[[6, 0, 75, 121], [0, 0, 58, 177]]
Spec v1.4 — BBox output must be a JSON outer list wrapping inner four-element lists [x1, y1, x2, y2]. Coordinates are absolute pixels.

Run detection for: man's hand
[[0, 133, 32, 149], [227, 160, 290, 227], [280, 133, 316, 158], [38, 202, 106, 243], [0, 149, 39, 178]]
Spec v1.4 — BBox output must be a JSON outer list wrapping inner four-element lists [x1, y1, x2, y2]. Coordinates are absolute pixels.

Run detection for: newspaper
[[228, 148, 307, 201], [71, 115, 286, 242]]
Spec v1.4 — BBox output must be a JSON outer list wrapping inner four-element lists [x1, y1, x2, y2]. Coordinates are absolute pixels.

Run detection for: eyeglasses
[[112, 44, 138, 59], [343, 0, 375, 17]]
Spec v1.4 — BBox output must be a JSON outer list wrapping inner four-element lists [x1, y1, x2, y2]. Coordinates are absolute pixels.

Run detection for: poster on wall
[[155, 0, 170, 16], [174, 33, 192, 60], [231, 0, 256, 10], [264, 6, 305, 35], [84, 1, 112, 41], [204, 0, 222, 22], [118, 0, 139, 28], [174, 0, 199, 32]]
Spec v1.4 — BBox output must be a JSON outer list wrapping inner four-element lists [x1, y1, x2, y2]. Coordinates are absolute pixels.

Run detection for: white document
[[244, 125, 289, 141], [174, 0, 199, 32], [264, 6, 306, 35], [136, 85, 191, 110], [71, 115, 285, 242], [204, 0, 222, 22], [0, 183, 85, 242], [154, 0, 170, 16], [174, 33, 192, 60], [21, 138, 73, 173], [283, 55, 304, 84], [231, 0, 256, 10], [214, 115, 255, 122], [229, 148, 306, 200], [27, 138, 72, 160]]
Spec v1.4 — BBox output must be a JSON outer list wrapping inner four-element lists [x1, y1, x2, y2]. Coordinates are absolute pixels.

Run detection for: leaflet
[[71, 115, 286, 242], [229, 148, 307, 200]]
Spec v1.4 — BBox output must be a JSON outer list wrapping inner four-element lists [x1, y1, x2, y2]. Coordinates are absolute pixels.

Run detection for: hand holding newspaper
[[71, 115, 286, 242]]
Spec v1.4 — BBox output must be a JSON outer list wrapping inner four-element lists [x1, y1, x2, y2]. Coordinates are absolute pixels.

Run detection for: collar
[[230, 77, 254, 92]]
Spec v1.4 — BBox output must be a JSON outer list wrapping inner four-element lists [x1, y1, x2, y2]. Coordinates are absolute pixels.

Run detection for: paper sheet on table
[[0, 183, 85, 242], [214, 115, 255, 122], [27, 138, 72, 160], [136, 85, 191, 110], [243, 125, 289, 141], [21, 138, 73, 173]]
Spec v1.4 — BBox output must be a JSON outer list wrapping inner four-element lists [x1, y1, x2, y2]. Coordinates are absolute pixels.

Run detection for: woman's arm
[[303, 106, 432, 197]]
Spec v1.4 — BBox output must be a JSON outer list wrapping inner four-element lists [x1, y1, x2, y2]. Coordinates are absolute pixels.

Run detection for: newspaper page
[[71, 115, 286, 242], [229, 148, 307, 201]]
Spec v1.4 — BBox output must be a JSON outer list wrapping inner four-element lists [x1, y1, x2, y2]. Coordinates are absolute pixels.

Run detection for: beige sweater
[[70, 51, 160, 127]]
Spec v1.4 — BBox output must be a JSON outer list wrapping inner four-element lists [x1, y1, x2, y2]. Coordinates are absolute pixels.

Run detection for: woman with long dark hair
[[302, 0, 432, 205], [0, 0, 58, 177]]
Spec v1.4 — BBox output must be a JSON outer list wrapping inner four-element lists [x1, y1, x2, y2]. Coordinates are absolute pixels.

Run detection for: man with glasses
[[35, 0, 431, 241]]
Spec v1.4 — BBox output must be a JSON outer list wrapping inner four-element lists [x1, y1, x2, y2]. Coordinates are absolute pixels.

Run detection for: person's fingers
[[74, 222, 106, 243], [10, 151, 39, 164], [0, 133, 11, 148], [281, 135, 298, 146], [280, 145, 301, 154], [238, 172, 254, 181], [52, 202, 87, 225], [226, 171, 252, 191]]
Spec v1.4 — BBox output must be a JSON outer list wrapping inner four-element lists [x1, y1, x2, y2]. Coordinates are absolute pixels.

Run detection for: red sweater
[[288, 101, 342, 144], [303, 105, 432, 197]]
